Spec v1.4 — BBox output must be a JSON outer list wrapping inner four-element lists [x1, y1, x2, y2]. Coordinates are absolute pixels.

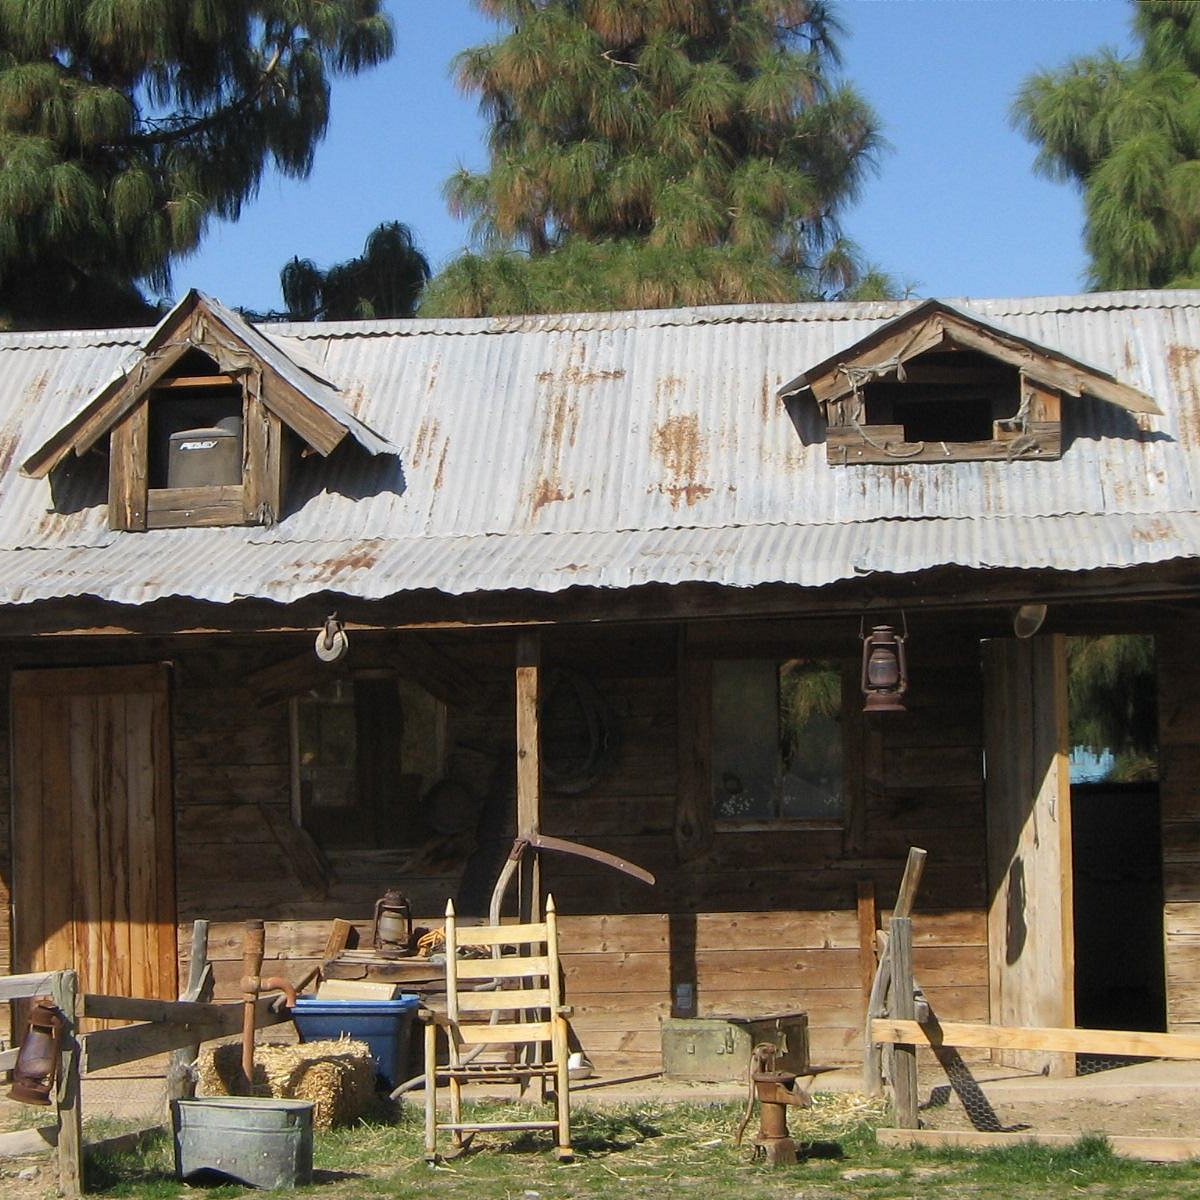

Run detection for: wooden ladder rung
[[439, 1120, 559, 1133]]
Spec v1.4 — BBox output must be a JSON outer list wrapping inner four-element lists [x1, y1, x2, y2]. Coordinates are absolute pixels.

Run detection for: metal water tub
[[172, 1096, 314, 1189]]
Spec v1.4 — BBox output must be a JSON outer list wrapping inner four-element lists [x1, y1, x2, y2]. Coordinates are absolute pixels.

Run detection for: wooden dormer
[[22, 291, 396, 530], [780, 299, 1162, 465]]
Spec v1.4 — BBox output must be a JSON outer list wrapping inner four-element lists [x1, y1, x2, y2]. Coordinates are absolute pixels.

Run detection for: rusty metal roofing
[[0, 289, 1198, 609]]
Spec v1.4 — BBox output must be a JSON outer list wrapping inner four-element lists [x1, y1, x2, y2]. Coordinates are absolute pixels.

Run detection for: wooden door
[[11, 665, 176, 1004], [982, 635, 1074, 1074]]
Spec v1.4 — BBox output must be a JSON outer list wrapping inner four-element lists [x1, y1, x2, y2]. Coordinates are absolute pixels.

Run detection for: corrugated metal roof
[[0, 290, 1197, 609]]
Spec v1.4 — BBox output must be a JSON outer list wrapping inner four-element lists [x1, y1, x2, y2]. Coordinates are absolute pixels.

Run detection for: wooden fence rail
[[0, 921, 292, 1196]]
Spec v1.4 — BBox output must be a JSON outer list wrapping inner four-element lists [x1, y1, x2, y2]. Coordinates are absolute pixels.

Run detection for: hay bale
[[197, 1039, 375, 1129]]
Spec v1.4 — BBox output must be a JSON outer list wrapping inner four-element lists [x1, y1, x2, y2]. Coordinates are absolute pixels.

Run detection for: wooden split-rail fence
[[868, 849, 1200, 1162], [0, 921, 291, 1196]]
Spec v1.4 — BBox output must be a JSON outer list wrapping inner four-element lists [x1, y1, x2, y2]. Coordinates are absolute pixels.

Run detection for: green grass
[[72, 1097, 1200, 1199]]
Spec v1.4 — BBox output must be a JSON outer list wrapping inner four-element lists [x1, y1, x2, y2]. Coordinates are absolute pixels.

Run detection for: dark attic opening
[[860, 349, 1021, 445], [147, 349, 244, 490]]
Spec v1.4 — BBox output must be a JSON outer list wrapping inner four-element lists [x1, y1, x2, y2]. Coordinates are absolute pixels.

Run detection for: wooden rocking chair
[[421, 896, 572, 1162]]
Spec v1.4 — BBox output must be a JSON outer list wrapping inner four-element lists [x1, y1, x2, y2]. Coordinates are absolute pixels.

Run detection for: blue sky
[[180, 0, 1137, 314]]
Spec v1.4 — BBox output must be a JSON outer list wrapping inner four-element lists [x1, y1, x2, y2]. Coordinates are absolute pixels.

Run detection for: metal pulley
[[315, 612, 348, 663]]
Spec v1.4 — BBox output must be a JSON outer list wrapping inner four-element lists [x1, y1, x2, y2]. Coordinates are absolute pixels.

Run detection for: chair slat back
[[443, 896, 564, 1047]]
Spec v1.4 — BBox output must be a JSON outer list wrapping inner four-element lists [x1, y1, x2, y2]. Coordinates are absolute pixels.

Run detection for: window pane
[[779, 659, 843, 819], [712, 659, 778, 820]]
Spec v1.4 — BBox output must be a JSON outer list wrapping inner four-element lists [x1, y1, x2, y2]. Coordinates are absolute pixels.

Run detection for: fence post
[[51, 969, 83, 1197], [890, 916, 919, 1130], [167, 920, 213, 1104]]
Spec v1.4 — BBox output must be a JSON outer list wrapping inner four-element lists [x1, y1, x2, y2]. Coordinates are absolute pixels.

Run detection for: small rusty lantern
[[860, 621, 908, 713], [373, 889, 413, 955], [9, 999, 66, 1106]]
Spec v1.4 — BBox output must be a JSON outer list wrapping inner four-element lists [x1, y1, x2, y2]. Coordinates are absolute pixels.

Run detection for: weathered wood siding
[[3, 621, 991, 1073]]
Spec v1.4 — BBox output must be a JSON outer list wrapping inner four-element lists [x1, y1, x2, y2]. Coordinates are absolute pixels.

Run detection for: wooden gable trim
[[796, 301, 1161, 418], [24, 338, 193, 479], [21, 296, 349, 481]]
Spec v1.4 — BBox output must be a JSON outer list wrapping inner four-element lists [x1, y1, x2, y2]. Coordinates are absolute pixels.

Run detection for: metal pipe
[[240, 920, 266, 1092]]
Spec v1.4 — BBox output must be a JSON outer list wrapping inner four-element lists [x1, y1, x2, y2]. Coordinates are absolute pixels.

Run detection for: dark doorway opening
[[1071, 780, 1166, 1035]]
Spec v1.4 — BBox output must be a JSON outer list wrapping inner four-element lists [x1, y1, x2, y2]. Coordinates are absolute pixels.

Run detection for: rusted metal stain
[[535, 342, 626, 390], [307, 545, 380, 583], [651, 413, 713, 509], [656, 375, 684, 405], [531, 477, 573, 514], [1132, 517, 1172, 543], [1167, 345, 1200, 446], [411, 417, 441, 469]]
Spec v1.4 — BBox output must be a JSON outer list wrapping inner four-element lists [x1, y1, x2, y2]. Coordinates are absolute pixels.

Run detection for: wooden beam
[[889, 917, 919, 1130], [515, 632, 541, 842], [81, 998, 290, 1074], [856, 880, 877, 1004], [156, 374, 236, 390], [876, 1127, 1200, 1163], [515, 631, 542, 922], [0, 970, 58, 1000], [871, 1018, 1200, 1060]]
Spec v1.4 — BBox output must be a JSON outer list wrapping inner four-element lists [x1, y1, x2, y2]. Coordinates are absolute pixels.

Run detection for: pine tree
[[280, 222, 431, 320], [1013, 0, 1200, 290], [0, 1, 393, 328], [422, 0, 886, 317]]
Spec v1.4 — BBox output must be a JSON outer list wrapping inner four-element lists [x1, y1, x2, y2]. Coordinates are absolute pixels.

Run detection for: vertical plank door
[[11, 666, 176, 1011]]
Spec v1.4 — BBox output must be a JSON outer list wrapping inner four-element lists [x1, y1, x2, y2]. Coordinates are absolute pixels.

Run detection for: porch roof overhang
[[0, 509, 1196, 613]]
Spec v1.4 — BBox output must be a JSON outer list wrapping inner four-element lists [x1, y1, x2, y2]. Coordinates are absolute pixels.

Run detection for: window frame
[[708, 654, 849, 832]]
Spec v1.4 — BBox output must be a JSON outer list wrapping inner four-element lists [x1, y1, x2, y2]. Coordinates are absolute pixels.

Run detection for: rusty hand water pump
[[734, 1042, 811, 1166]]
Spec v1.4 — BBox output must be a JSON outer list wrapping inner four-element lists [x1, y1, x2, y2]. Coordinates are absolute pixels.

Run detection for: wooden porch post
[[983, 634, 1074, 1076], [515, 632, 542, 922]]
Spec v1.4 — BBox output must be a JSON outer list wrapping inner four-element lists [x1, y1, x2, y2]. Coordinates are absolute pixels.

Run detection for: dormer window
[[782, 299, 1160, 466], [105, 348, 286, 531], [20, 291, 399, 531], [827, 347, 1063, 464]]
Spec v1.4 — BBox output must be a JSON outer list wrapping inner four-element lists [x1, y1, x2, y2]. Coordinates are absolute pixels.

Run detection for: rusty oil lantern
[[860, 619, 909, 713], [373, 889, 413, 955], [9, 999, 66, 1106]]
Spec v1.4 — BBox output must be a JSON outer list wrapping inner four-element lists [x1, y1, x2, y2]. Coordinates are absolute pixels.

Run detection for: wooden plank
[[890, 917, 918, 1129], [876, 1127, 1200, 1163], [260, 368, 346, 457], [53, 970, 82, 1198], [0, 971, 58, 1001], [871, 1017, 1200, 1059], [857, 880, 877, 1005], [22, 336, 192, 478], [515, 631, 541, 922], [107, 399, 148, 530], [82, 995, 244, 1024], [826, 422, 1061, 465], [0, 1126, 59, 1158], [455, 955, 551, 980], [11, 692, 47, 979], [146, 488, 245, 529], [155, 373, 237, 390], [983, 636, 1073, 1075], [81, 998, 290, 1073]]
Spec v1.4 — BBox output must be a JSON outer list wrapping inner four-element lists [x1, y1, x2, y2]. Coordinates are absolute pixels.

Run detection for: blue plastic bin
[[292, 995, 419, 1088]]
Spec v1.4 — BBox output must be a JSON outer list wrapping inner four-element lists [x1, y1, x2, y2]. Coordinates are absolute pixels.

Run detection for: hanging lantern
[[9, 1000, 66, 1106], [860, 620, 909, 714]]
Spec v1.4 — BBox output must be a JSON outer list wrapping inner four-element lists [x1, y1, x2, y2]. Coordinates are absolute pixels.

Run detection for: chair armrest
[[556, 1005, 574, 1018], [418, 1007, 454, 1028]]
